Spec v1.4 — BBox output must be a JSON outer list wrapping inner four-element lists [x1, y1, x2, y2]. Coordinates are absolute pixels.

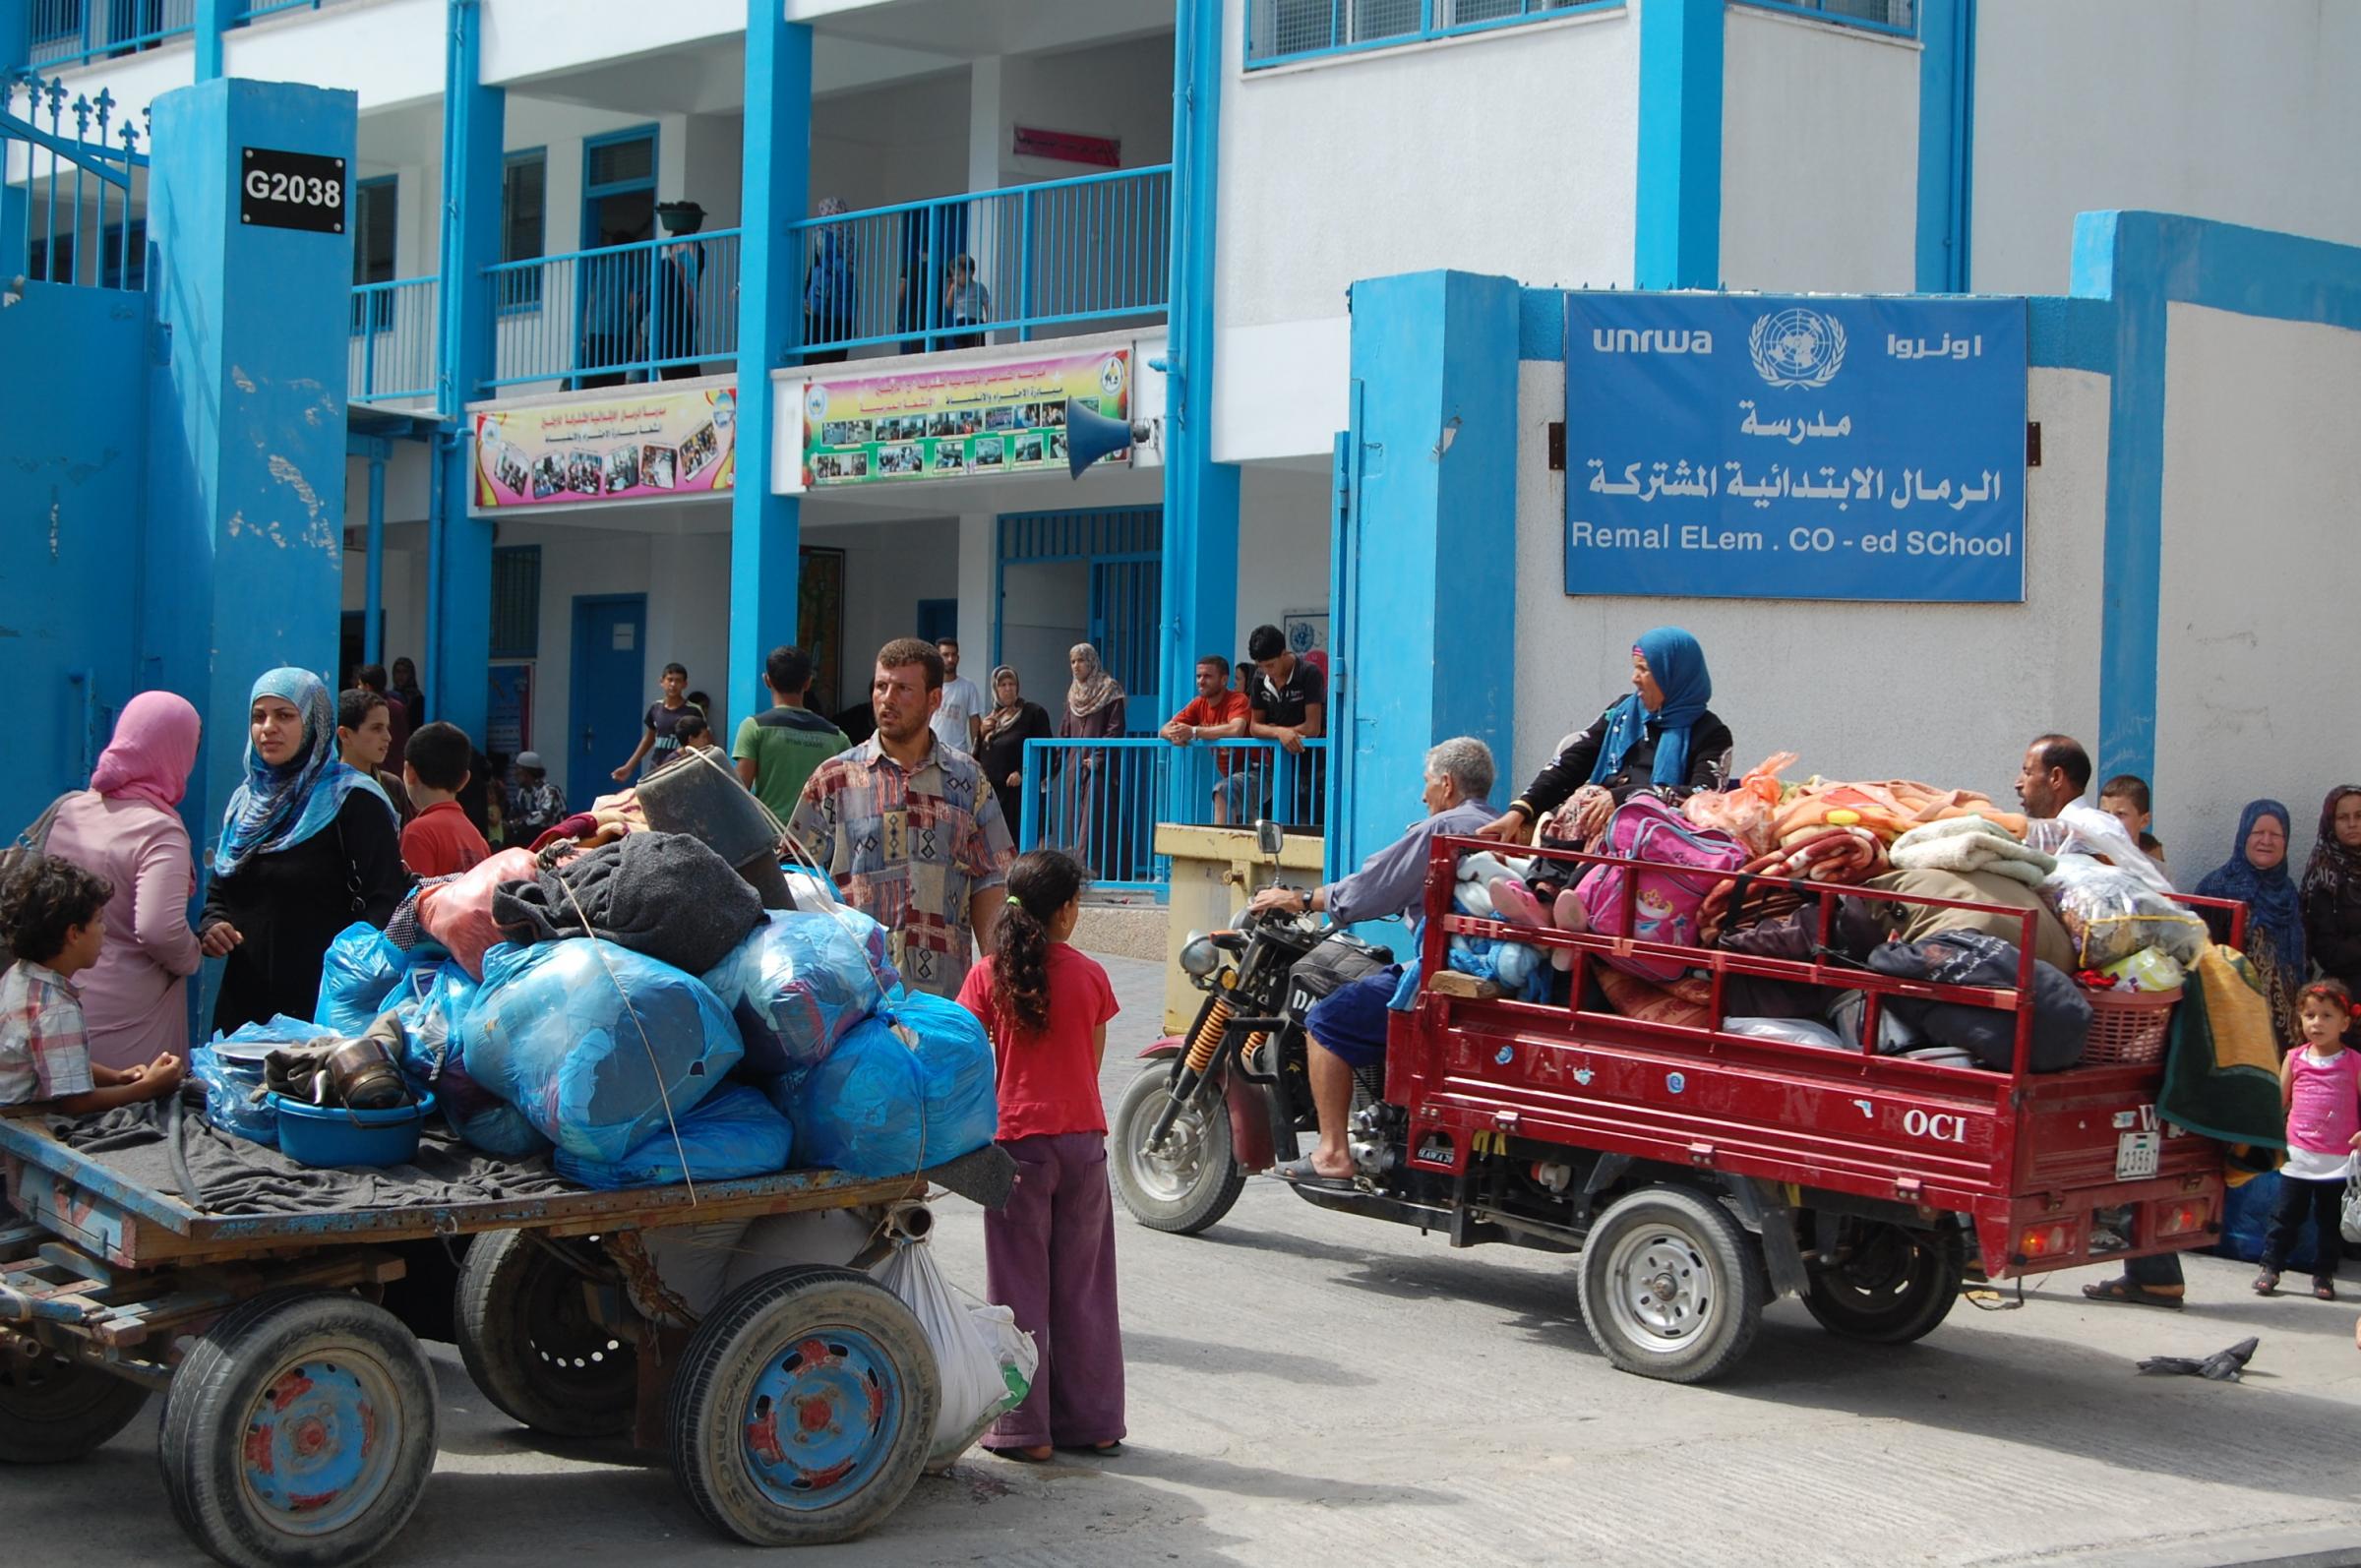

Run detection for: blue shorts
[[1302, 966, 1403, 1069]]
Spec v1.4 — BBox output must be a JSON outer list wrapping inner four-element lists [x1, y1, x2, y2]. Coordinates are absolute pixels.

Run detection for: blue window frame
[[498, 148, 547, 314], [1244, 0, 1623, 68], [1730, 0, 1915, 35]]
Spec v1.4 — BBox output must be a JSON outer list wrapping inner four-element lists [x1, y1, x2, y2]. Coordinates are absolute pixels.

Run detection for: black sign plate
[[239, 147, 348, 234]]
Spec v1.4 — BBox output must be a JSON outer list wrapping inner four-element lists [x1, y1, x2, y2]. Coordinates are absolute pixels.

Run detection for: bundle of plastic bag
[[459, 939, 745, 1165], [2039, 854, 2209, 968], [389, 960, 548, 1159], [315, 922, 413, 1035], [554, 1082, 795, 1190], [769, 991, 996, 1177], [873, 1239, 1036, 1471], [417, 846, 541, 979], [194, 1014, 338, 1143], [2098, 945, 2187, 994], [700, 908, 902, 1076]]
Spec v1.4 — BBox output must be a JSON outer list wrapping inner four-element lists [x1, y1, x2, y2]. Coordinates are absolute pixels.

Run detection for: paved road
[[13, 955, 2361, 1567]]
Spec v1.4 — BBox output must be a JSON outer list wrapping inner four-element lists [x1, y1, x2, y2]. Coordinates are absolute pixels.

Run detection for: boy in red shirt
[[1159, 653, 1254, 823], [955, 849, 1123, 1462], [399, 722, 490, 877]]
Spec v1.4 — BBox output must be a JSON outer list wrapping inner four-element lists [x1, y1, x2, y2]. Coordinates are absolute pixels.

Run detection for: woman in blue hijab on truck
[[1478, 627, 1735, 847]]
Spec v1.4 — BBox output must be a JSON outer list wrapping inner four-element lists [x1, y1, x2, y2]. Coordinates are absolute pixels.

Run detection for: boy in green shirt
[[734, 645, 851, 824]]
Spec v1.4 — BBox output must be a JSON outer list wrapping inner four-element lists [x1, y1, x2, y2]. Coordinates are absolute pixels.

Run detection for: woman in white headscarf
[[804, 196, 856, 364], [1056, 645, 1127, 876]]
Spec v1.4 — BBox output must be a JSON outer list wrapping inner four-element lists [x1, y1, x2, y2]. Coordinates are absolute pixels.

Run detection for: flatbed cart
[[0, 1108, 1011, 1568]]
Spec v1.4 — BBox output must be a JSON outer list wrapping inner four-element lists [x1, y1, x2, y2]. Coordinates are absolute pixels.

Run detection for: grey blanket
[[490, 831, 761, 974], [51, 1098, 570, 1217]]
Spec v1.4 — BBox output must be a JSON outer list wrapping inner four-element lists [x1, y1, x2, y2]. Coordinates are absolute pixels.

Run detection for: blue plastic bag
[[461, 940, 745, 1166], [771, 991, 997, 1177], [701, 909, 901, 1076], [2215, 1171, 2323, 1272], [390, 961, 549, 1160], [314, 922, 413, 1035], [554, 1083, 795, 1190]]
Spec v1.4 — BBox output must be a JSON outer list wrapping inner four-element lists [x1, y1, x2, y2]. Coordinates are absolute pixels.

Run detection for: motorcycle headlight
[[1178, 932, 1222, 980]]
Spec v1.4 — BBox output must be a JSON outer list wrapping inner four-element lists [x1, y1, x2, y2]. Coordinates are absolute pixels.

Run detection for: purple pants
[[984, 1130, 1125, 1449]]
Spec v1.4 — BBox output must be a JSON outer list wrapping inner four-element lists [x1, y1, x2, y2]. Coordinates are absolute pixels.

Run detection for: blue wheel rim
[[237, 1356, 400, 1535], [739, 1327, 904, 1511]]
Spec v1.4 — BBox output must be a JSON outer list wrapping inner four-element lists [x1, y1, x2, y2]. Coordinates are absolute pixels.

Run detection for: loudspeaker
[[1064, 397, 1146, 479]]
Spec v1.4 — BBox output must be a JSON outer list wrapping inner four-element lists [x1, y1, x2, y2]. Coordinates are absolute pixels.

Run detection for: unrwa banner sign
[[1562, 294, 2027, 602]]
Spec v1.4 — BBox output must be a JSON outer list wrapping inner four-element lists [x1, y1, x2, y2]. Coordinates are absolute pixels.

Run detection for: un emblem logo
[[1747, 307, 1847, 389]]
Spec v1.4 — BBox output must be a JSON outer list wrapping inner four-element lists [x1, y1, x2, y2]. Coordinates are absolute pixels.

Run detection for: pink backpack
[[1574, 796, 1748, 981]]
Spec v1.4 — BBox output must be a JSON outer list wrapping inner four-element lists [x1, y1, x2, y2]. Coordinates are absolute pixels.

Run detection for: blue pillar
[[1914, 0, 1976, 292], [429, 0, 504, 742], [1633, 0, 1724, 290], [2, 0, 26, 271], [364, 440, 387, 664], [1157, 0, 1240, 822], [728, 3, 812, 716], [193, 0, 243, 82], [141, 79, 357, 858], [1337, 271, 1520, 879]]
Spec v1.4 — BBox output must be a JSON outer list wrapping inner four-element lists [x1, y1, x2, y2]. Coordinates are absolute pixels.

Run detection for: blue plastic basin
[[268, 1091, 438, 1170]]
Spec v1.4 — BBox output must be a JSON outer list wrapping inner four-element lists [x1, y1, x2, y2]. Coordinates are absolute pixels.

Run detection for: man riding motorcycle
[[1245, 737, 1497, 1182]]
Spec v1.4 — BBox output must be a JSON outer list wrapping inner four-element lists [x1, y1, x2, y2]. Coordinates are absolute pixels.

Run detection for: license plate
[[2115, 1131, 2161, 1181]]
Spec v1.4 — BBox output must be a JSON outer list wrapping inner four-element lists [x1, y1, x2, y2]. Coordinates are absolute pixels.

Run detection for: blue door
[[914, 598, 958, 645], [1088, 557, 1161, 734], [569, 594, 646, 812]]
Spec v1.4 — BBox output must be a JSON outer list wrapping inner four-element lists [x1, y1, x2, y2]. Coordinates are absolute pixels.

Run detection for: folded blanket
[[492, 829, 763, 975], [2155, 945, 2286, 1153], [1889, 821, 2056, 889]]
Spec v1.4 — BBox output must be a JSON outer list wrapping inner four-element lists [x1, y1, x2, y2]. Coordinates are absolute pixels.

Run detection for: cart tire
[[1801, 1221, 1965, 1345], [1110, 1061, 1246, 1236], [1576, 1185, 1767, 1384], [454, 1229, 636, 1438], [668, 1265, 938, 1547], [158, 1291, 438, 1568], [0, 1347, 151, 1464]]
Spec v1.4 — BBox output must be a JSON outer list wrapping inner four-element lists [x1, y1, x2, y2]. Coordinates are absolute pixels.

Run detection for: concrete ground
[[12, 954, 2361, 1567]]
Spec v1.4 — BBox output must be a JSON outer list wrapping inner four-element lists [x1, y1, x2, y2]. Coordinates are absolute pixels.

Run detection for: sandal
[[988, 1445, 1054, 1464], [2314, 1279, 2337, 1301], [2082, 1277, 2185, 1310], [2255, 1271, 2280, 1297]]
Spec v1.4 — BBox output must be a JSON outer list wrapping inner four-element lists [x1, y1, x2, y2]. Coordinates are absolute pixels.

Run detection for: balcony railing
[[483, 229, 742, 392], [350, 275, 439, 405], [29, 0, 196, 70], [794, 165, 1171, 359], [1017, 737, 1330, 894]]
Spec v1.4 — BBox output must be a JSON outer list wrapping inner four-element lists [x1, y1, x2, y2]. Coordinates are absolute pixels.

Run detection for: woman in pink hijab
[[44, 692, 206, 1067]]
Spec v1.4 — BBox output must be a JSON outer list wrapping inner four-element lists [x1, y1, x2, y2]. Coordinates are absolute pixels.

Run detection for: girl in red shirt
[[955, 848, 1124, 1461]]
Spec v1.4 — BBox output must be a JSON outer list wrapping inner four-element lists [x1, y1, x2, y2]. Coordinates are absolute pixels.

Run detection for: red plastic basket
[[2082, 986, 2181, 1065]]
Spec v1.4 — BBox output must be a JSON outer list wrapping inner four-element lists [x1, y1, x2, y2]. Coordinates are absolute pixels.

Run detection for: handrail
[[1014, 735, 1329, 892], [27, 0, 197, 71], [349, 274, 441, 404], [481, 227, 745, 392]]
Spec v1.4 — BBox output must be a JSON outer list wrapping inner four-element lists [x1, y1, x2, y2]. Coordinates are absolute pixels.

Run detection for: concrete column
[[967, 56, 1003, 194], [194, 0, 245, 81], [428, 0, 505, 742], [1633, 0, 1724, 290], [957, 512, 995, 668], [726, 5, 813, 713], [141, 79, 358, 854], [1157, 0, 1240, 821], [1336, 271, 1520, 879]]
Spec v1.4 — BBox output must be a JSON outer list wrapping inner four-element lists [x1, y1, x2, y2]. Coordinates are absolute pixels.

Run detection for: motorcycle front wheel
[[1110, 1062, 1247, 1236]]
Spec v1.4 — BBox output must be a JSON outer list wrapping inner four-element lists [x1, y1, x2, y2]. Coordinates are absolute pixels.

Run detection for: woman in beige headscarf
[[1056, 645, 1127, 874]]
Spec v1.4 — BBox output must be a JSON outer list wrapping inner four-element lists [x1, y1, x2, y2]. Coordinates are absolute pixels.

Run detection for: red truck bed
[[1388, 835, 2230, 1278]]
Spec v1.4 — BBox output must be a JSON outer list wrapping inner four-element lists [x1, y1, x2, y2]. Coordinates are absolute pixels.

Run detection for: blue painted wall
[[1633, 0, 1724, 290], [0, 283, 148, 835]]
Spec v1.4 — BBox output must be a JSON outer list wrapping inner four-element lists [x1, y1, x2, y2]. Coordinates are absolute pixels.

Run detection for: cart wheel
[[454, 1229, 636, 1438], [668, 1265, 938, 1547], [1576, 1185, 1767, 1384], [0, 1344, 151, 1464], [159, 1292, 438, 1568], [1110, 1062, 1245, 1236], [1802, 1220, 1965, 1345]]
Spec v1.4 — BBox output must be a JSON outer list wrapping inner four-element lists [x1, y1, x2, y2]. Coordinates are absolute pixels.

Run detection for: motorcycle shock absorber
[[1182, 995, 1236, 1074], [1148, 993, 1236, 1151]]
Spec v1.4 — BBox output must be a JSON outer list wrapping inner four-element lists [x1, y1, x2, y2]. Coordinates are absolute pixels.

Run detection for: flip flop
[[1057, 1441, 1124, 1457], [2082, 1277, 2185, 1310], [1489, 876, 1550, 929], [1274, 1155, 1352, 1185]]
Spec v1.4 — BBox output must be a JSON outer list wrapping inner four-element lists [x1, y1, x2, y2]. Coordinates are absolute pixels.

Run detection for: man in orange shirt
[[1160, 654, 1255, 823], [400, 722, 491, 877]]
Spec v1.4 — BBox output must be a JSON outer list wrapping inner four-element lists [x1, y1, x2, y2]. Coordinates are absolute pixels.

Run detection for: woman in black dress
[[976, 665, 1054, 843], [199, 667, 413, 1033]]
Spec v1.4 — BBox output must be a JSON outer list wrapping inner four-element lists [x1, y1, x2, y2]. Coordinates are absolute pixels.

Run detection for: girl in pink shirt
[[2256, 979, 2361, 1300]]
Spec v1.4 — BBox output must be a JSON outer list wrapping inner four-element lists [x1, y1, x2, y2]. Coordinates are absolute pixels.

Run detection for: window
[[351, 175, 396, 333], [499, 150, 547, 312], [490, 546, 542, 660], [1245, 0, 1617, 67], [1730, 0, 1914, 34]]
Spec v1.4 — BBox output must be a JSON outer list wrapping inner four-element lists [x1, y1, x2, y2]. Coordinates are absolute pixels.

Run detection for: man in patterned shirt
[[792, 637, 1016, 997]]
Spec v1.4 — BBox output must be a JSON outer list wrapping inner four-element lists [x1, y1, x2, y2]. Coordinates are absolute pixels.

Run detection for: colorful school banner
[[799, 348, 1129, 489], [473, 386, 736, 512]]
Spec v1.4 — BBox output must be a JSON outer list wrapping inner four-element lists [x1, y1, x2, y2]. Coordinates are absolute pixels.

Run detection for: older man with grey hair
[[1247, 736, 1497, 1181]]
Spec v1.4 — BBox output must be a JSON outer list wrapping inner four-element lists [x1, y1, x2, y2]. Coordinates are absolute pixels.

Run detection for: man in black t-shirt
[[1245, 624, 1326, 825]]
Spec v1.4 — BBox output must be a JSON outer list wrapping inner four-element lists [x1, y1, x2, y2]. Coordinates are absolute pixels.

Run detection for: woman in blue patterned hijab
[[213, 667, 389, 876]]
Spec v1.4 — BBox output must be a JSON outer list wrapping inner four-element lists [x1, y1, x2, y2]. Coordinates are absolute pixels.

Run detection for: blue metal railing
[[1244, 0, 1622, 68], [1730, 0, 1914, 35], [28, 0, 197, 70], [242, 0, 362, 20], [482, 228, 742, 392], [3, 75, 151, 290], [349, 275, 440, 404], [793, 165, 1171, 359], [1016, 737, 1330, 893]]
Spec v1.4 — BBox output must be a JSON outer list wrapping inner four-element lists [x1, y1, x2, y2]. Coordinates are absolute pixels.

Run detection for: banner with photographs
[[472, 386, 736, 512], [799, 348, 1129, 488]]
